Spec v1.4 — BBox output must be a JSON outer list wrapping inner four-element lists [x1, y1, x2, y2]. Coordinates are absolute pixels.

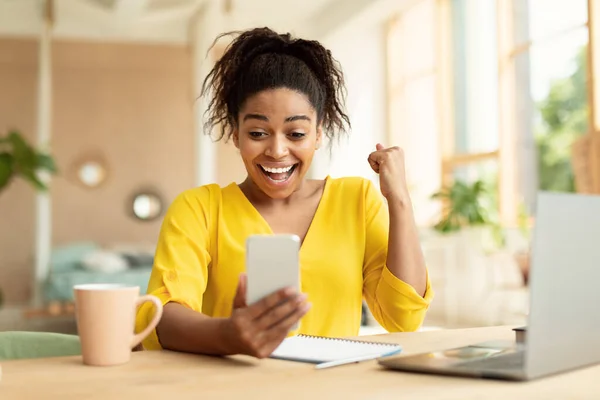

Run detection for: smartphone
[[246, 234, 301, 308]]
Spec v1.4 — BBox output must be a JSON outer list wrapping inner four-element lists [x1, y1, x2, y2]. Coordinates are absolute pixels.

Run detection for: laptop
[[378, 191, 600, 381]]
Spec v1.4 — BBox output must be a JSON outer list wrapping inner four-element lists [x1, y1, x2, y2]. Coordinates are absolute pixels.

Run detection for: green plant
[[430, 180, 491, 233], [0, 129, 57, 307], [431, 179, 506, 249], [535, 45, 587, 193], [0, 130, 57, 192]]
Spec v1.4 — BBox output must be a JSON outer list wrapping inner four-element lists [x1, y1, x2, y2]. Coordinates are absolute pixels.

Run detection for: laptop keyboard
[[457, 351, 525, 371]]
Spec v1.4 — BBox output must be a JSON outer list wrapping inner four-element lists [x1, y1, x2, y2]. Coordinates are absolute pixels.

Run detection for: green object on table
[[0, 331, 81, 361]]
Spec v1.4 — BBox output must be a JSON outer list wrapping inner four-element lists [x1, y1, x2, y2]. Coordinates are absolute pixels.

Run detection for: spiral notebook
[[270, 335, 402, 369]]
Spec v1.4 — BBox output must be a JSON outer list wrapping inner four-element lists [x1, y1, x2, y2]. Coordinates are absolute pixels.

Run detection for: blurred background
[[0, 0, 596, 335]]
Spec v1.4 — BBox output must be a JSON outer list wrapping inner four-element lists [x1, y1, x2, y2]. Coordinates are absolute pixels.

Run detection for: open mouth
[[259, 164, 299, 184]]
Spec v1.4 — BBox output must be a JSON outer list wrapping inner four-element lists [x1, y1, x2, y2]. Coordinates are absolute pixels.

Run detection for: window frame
[[386, 0, 598, 227]]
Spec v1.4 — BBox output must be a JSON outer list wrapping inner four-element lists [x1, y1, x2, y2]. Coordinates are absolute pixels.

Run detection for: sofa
[[43, 242, 154, 302]]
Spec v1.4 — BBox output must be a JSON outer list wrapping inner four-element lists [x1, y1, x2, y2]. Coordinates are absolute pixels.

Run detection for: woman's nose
[[264, 135, 288, 158]]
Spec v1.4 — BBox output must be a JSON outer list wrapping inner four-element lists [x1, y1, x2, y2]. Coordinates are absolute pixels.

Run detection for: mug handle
[[131, 295, 164, 349]]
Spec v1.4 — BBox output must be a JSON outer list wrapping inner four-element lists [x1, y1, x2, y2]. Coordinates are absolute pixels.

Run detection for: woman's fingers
[[245, 286, 298, 319], [261, 301, 311, 345], [251, 301, 312, 359], [228, 286, 311, 358], [272, 299, 311, 332], [256, 292, 308, 330]]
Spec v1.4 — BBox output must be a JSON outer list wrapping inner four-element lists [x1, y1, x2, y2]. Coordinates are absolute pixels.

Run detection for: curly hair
[[200, 27, 351, 142]]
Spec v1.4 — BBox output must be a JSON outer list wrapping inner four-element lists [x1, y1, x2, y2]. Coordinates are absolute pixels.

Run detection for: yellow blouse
[[136, 176, 433, 350]]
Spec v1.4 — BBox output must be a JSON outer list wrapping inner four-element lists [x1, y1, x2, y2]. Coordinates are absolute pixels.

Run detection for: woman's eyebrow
[[285, 115, 311, 123], [243, 113, 269, 122], [242, 114, 311, 123]]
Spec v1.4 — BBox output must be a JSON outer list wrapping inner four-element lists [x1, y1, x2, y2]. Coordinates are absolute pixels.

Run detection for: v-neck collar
[[230, 176, 331, 252]]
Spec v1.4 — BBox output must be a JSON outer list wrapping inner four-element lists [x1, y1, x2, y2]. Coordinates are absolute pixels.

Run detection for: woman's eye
[[249, 131, 266, 138], [290, 132, 306, 139]]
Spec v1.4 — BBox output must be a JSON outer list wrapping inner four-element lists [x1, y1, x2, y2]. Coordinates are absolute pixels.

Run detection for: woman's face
[[233, 88, 322, 199]]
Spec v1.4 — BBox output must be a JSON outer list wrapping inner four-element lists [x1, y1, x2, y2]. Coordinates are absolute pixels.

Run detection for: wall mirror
[[69, 153, 109, 189], [130, 190, 163, 221], [77, 161, 106, 187]]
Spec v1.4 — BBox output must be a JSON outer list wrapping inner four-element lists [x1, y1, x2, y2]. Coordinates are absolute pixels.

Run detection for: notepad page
[[270, 335, 401, 364]]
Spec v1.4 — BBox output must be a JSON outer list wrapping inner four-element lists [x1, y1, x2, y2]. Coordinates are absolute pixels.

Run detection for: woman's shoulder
[[174, 183, 221, 202], [322, 176, 382, 210], [326, 175, 378, 194], [166, 182, 239, 215]]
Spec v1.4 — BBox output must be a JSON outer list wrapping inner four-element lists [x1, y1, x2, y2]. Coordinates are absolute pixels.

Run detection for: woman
[[135, 27, 433, 357]]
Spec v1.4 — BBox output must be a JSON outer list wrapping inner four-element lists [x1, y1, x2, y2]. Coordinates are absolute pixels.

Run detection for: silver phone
[[246, 234, 301, 308]]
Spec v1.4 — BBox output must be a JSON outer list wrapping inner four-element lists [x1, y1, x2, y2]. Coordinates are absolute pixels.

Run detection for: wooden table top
[[1, 325, 598, 399]]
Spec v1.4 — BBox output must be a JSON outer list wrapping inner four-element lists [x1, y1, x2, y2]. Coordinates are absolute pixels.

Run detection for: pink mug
[[74, 284, 163, 366]]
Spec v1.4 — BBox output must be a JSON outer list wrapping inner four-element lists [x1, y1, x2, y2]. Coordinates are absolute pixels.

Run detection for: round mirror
[[131, 192, 163, 221], [68, 153, 109, 189], [77, 161, 106, 188]]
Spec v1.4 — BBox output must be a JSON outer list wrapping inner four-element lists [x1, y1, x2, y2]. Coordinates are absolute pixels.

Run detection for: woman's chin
[[255, 167, 302, 197]]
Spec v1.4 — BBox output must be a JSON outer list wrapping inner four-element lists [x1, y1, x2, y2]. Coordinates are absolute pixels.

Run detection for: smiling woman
[[135, 27, 433, 358], [234, 88, 321, 199]]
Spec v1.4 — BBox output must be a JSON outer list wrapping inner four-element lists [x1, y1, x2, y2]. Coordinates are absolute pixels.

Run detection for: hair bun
[[201, 27, 350, 143]]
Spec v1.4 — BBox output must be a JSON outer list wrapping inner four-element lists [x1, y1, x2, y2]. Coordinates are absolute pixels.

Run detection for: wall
[[0, 38, 195, 304], [216, 139, 247, 186], [309, 20, 387, 182], [0, 38, 38, 305]]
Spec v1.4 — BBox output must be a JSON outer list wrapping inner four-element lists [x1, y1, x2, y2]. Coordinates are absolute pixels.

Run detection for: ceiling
[[0, 0, 354, 44]]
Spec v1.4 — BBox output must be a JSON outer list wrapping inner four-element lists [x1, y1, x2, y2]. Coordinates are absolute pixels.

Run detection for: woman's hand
[[223, 274, 311, 358], [368, 143, 410, 204]]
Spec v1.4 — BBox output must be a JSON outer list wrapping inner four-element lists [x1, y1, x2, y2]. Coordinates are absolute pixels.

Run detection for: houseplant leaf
[[37, 153, 58, 173], [8, 131, 37, 168], [431, 179, 495, 234], [19, 168, 48, 191], [0, 130, 58, 195], [0, 153, 13, 190]]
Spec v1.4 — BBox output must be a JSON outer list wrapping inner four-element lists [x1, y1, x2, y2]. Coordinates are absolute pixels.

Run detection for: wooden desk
[[0, 326, 598, 399]]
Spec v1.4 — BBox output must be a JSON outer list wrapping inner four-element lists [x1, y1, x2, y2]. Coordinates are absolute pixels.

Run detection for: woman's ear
[[315, 125, 323, 150], [233, 129, 240, 149]]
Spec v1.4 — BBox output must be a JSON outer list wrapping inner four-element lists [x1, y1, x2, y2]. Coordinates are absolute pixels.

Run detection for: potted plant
[[430, 179, 504, 249], [430, 179, 491, 230], [0, 129, 58, 307], [513, 202, 534, 285]]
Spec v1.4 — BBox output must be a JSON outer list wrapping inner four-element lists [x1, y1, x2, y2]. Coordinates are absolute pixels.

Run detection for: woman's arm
[[156, 303, 232, 355], [386, 196, 427, 297], [367, 144, 428, 297], [136, 188, 309, 355], [362, 176, 433, 332], [135, 188, 214, 351], [156, 276, 310, 358]]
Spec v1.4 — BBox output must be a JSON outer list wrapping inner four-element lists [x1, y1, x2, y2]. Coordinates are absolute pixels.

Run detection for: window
[[387, 0, 597, 228], [386, 0, 453, 226], [498, 0, 590, 223]]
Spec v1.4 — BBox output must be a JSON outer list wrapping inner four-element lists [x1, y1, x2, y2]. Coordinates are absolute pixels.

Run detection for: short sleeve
[[362, 179, 433, 332], [135, 186, 215, 350]]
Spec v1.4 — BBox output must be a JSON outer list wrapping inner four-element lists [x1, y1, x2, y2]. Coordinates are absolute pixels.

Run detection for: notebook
[[270, 335, 402, 368]]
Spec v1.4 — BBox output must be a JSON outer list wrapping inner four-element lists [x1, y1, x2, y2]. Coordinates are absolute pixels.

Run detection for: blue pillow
[[50, 242, 99, 273]]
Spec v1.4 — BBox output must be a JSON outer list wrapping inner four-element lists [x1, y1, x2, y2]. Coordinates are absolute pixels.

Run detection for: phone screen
[[245, 234, 301, 306]]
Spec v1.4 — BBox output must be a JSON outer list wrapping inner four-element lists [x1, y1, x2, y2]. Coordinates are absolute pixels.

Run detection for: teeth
[[261, 165, 294, 174]]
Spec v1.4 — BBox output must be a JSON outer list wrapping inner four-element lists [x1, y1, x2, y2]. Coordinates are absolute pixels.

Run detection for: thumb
[[233, 273, 247, 309], [376, 143, 385, 151]]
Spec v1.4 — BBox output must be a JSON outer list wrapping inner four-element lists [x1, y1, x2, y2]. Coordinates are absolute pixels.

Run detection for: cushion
[[80, 250, 129, 273], [50, 242, 99, 273], [0, 331, 81, 360]]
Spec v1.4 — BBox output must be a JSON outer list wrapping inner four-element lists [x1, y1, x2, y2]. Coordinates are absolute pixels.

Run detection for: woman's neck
[[239, 177, 313, 208]]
